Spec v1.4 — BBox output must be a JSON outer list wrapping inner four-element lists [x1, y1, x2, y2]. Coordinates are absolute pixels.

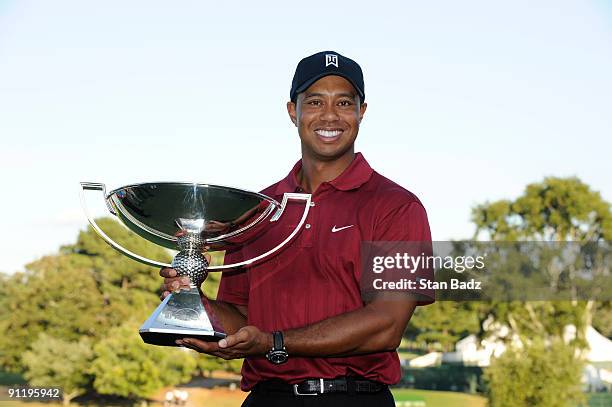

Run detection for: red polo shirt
[[217, 152, 433, 391]]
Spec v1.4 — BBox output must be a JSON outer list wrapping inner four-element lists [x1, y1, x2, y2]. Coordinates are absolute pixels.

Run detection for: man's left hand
[[176, 326, 272, 360]]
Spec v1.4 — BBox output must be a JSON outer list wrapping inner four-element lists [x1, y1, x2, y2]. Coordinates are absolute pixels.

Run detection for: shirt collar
[[274, 152, 374, 194]]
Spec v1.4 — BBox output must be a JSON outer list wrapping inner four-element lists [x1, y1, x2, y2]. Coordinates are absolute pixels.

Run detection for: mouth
[[314, 128, 344, 141]]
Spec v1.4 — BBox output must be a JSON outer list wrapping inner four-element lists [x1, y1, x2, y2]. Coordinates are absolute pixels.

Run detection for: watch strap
[[272, 331, 284, 350]]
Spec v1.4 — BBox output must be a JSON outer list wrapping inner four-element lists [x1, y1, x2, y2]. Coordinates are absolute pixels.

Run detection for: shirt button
[[305, 223, 311, 229], [310, 201, 316, 207]]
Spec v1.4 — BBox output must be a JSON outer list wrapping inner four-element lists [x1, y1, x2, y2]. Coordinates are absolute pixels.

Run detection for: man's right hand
[[159, 253, 211, 299], [159, 267, 190, 299]]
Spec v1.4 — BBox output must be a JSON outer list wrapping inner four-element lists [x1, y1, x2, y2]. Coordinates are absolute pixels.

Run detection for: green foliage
[[0, 256, 107, 371], [410, 302, 482, 351], [22, 334, 94, 404], [469, 177, 612, 342], [0, 217, 240, 401], [196, 354, 243, 376], [66, 217, 171, 293], [470, 177, 611, 406], [485, 300, 590, 348], [90, 321, 196, 400], [196, 354, 227, 376], [0, 218, 178, 385], [472, 177, 612, 346], [484, 339, 586, 407], [202, 266, 222, 299], [472, 177, 612, 241], [592, 301, 612, 338]]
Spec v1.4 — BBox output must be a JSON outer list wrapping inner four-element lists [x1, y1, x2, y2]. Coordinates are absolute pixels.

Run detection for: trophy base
[[139, 286, 226, 347], [140, 328, 226, 347]]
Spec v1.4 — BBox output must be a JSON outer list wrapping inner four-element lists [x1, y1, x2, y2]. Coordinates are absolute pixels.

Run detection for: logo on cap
[[325, 54, 338, 68]]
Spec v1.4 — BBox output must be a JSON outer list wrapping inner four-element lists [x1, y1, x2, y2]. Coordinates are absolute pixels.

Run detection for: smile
[[315, 129, 344, 138]]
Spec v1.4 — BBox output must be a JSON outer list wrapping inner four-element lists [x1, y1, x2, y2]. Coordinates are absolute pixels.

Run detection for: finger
[[161, 291, 171, 299], [219, 329, 250, 349], [165, 280, 181, 291], [217, 340, 253, 352], [177, 338, 221, 353], [180, 344, 242, 360], [187, 348, 236, 360], [180, 345, 233, 359], [160, 267, 177, 278], [164, 277, 190, 289]]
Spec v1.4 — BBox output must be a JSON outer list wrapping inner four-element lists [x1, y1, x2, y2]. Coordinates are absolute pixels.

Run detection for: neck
[[297, 151, 355, 193]]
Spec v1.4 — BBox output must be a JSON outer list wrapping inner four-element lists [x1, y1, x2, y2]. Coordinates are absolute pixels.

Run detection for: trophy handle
[[80, 182, 172, 268], [207, 192, 312, 271]]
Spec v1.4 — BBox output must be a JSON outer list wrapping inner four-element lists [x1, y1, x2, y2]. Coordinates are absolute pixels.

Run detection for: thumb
[[219, 328, 249, 348]]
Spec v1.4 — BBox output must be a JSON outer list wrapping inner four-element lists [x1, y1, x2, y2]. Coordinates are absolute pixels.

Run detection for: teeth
[[315, 129, 342, 138]]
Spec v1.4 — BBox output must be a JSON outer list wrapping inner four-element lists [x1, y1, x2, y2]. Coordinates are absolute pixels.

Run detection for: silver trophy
[[80, 182, 311, 347]]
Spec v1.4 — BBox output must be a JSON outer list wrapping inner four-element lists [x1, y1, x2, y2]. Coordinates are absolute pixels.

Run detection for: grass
[[588, 393, 612, 407], [398, 351, 422, 360], [392, 389, 486, 407]]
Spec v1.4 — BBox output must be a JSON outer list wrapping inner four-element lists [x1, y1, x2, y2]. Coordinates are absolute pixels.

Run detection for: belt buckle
[[293, 378, 324, 396]]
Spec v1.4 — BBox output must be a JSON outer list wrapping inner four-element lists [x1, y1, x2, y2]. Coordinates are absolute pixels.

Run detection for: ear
[[287, 101, 298, 127], [359, 102, 367, 123]]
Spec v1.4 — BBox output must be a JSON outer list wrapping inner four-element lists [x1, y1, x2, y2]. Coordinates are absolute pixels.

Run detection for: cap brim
[[293, 72, 364, 101]]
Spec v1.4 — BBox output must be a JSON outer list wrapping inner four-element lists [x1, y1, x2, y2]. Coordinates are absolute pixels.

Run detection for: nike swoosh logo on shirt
[[332, 225, 354, 233]]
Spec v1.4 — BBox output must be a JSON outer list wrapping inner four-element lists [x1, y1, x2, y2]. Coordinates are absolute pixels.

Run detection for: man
[[160, 51, 433, 406]]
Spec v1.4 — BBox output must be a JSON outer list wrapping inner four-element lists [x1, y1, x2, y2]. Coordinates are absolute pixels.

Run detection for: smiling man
[[160, 51, 433, 406]]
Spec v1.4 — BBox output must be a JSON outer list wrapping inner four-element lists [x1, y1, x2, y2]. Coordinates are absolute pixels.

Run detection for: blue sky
[[1, 0, 611, 273]]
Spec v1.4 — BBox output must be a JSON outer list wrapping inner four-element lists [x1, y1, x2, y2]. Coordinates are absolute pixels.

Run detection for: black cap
[[290, 51, 365, 103]]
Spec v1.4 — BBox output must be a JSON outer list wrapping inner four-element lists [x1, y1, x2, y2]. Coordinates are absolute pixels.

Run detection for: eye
[[338, 100, 354, 107], [307, 100, 322, 106]]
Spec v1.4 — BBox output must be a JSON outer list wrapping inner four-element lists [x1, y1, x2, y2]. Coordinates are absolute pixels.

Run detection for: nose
[[320, 102, 340, 122]]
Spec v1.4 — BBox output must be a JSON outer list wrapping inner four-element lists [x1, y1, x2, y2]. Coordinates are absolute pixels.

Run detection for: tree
[[484, 339, 586, 407], [66, 217, 171, 294], [0, 256, 106, 371], [472, 177, 612, 405], [0, 218, 238, 401], [196, 354, 243, 377], [22, 334, 94, 405], [90, 321, 196, 404], [0, 218, 169, 372], [410, 301, 482, 351], [592, 301, 612, 338], [472, 176, 612, 242], [471, 177, 612, 336]]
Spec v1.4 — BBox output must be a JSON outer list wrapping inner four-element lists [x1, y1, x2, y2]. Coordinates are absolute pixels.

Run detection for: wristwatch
[[265, 331, 288, 364]]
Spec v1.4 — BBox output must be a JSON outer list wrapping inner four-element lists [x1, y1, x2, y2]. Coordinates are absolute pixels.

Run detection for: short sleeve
[[216, 250, 249, 306], [371, 200, 434, 306], [373, 201, 432, 243]]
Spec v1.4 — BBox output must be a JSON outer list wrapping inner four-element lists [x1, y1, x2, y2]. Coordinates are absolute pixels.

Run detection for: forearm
[[179, 297, 416, 360], [284, 299, 416, 357], [206, 298, 247, 335]]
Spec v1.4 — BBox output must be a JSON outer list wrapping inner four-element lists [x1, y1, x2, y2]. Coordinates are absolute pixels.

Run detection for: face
[[287, 75, 367, 162]]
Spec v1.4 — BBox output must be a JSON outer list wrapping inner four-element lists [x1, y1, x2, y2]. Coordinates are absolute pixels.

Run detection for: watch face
[[267, 350, 288, 364]]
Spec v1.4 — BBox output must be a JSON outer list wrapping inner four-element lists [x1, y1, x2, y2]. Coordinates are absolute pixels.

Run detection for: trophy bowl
[[80, 182, 311, 347]]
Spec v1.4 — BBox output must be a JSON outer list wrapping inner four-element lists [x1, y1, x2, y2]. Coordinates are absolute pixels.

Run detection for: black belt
[[255, 377, 387, 396]]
